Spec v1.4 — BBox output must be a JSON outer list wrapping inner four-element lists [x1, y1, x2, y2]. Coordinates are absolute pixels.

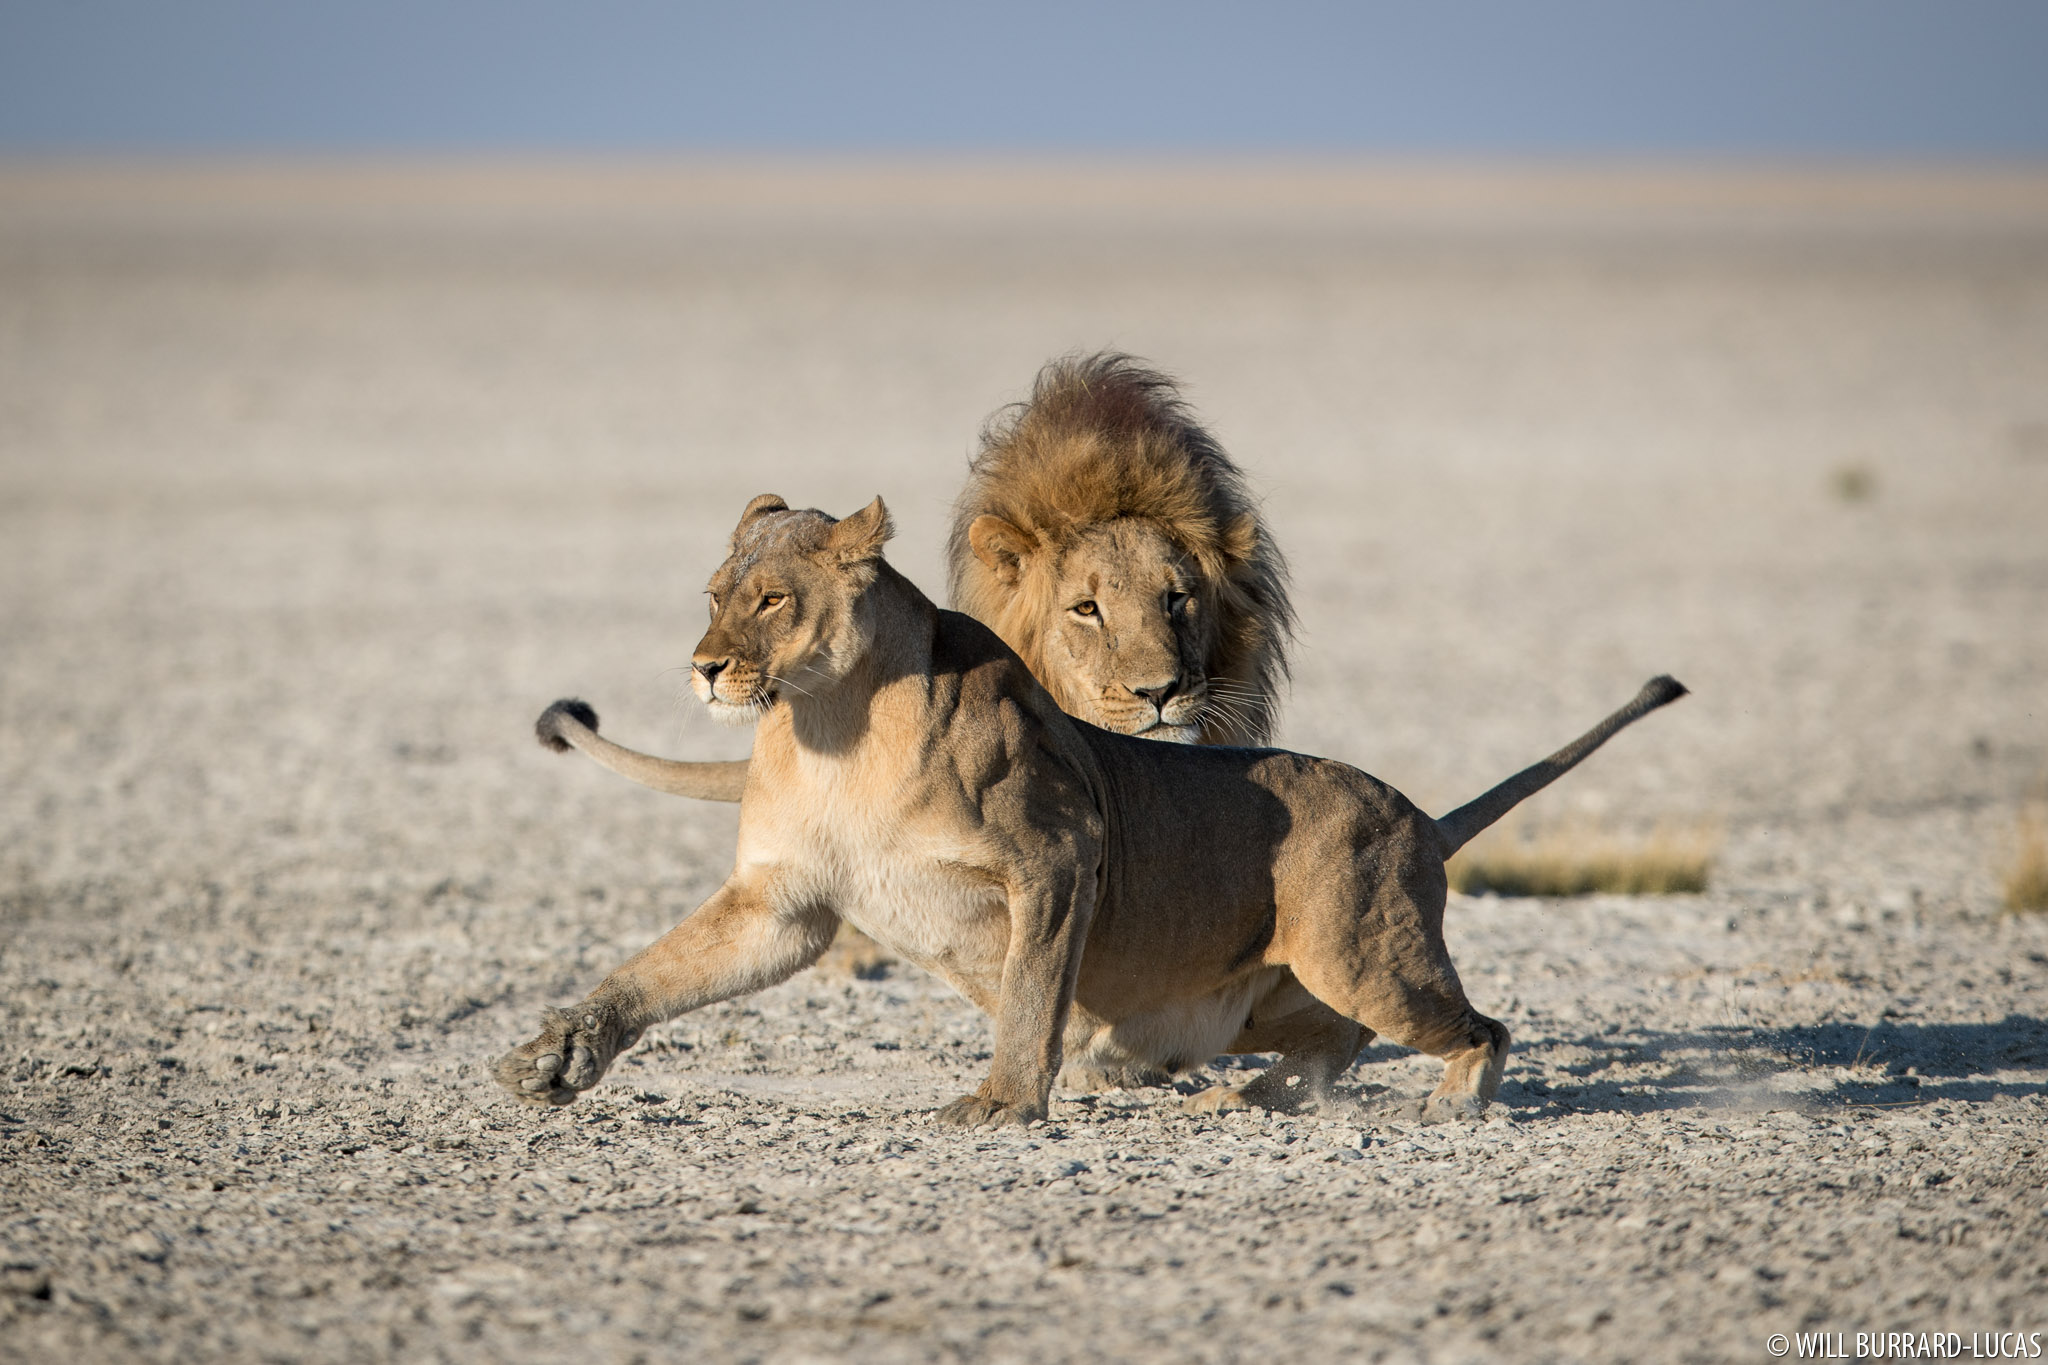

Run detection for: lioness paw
[[1059, 1063, 1170, 1094], [934, 1094, 1042, 1129], [1415, 1093, 1488, 1125], [1182, 1084, 1253, 1114], [493, 1005, 635, 1108]]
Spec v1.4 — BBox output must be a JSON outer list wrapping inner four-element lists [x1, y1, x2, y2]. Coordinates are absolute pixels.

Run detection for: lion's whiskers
[[1205, 680, 1276, 712], [1197, 690, 1271, 742]]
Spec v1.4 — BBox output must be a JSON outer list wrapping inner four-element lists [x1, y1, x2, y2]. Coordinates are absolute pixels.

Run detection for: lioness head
[[691, 493, 893, 724], [966, 513, 1211, 742]]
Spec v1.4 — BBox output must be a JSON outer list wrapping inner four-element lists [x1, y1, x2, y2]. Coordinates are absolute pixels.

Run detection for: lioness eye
[[760, 593, 788, 612], [1072, 601, 1099, 618]]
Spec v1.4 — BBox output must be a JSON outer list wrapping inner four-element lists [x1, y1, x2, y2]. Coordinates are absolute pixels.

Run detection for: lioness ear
[[825, 495, 894, 562], [967, 514, 1034, 586], [731, 493, 789, 548]]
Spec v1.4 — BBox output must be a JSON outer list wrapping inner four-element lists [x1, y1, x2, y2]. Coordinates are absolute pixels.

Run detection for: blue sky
[[2, 1, 2045, 156]]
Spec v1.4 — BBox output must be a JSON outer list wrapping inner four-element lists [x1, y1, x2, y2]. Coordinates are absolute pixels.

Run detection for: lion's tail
[[1432, 676, 1688, 858], [535, 699, 749, 803]]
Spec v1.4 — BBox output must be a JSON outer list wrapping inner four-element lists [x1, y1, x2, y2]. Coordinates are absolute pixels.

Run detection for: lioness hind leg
[[1184, 1011, 1369, 1115], [1414, 1014, 1511, 1125], [1283, 846, 1511, 1124], [1292, 983, 1511, 1125]]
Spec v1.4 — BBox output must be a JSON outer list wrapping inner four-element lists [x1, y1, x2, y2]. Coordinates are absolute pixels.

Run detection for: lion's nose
[[694, 658, 731, 686], [1130, 677, 1180, 707]]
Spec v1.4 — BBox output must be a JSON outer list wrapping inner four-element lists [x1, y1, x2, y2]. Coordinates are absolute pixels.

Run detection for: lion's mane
[[945, 352, 1294, 746]]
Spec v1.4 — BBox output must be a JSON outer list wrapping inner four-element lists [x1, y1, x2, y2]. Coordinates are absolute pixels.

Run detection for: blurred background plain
[[4, 5, 2048, 1362]]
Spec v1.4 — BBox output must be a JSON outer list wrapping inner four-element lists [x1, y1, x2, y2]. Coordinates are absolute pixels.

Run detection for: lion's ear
[[730, 494, 789, 548], [1219, 512, 1261, 566], [967, 514, 1035, 586], [825, 496, 894, 563]]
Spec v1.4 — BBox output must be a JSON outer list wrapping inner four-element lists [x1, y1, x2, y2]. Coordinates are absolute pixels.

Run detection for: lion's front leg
[[937, 864, 1096, 1130], [493, 872, 835, 1108]]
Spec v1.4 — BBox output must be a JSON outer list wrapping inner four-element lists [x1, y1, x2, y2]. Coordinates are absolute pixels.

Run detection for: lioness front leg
[[494, 1000, 642, 1107], [493, 874, 837, 1108], [936, 866, 1095, 1130]]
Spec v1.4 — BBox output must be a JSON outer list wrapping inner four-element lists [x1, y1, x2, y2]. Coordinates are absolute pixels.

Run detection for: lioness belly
[[1064, 968, 1292, 1077], [830, 857, 1011, 1010]]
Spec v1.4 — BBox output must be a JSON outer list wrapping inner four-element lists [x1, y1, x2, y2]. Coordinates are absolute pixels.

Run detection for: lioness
[[534, 352, 1291, 802], [498, 495, 1685, 1126]]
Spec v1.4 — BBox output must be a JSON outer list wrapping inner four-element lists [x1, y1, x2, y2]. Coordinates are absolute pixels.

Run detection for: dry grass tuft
[[1449, 819, 1718, 898], [816, 923, 896, 979], [2005, 809, 2048, 914]]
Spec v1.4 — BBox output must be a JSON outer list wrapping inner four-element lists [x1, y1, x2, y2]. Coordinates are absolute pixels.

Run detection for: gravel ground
[[3, 165, 2046, 1363]]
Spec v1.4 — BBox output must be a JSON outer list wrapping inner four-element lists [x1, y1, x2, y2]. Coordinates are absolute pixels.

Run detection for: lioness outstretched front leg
[[495, 1001, 642, 1107], [934, 864, 1096, 1130], [493, 875, 838, 1107]]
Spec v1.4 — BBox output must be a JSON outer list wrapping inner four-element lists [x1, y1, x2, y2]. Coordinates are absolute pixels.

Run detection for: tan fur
[[496, 496, 1685, 1128], [532, 352, 1294, 796]]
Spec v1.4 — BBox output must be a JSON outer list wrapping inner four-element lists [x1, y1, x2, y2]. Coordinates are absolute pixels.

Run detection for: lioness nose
[[694, 658, 731, 685]]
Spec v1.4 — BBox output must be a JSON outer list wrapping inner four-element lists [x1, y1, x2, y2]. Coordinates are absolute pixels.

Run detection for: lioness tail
[[534, 699, 749, 803], [1432, 675, 1688, 857]]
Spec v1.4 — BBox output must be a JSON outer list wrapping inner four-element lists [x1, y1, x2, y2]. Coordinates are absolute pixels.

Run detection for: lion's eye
[[1071, 601, 1099, 619], [1166, 591, 1190, 615], [707, 594, 720, 618], [760, 593, 788, 612]]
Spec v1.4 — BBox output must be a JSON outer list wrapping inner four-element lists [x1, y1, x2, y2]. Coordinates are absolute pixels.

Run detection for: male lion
[[498, 495, 1686, 1126], [533, 352, 1291, 802]]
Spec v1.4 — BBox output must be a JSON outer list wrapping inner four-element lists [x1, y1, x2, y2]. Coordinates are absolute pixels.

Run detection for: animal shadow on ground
[[834, 1019, 2045, 1128], [1488, 1015, 2048, 1117]]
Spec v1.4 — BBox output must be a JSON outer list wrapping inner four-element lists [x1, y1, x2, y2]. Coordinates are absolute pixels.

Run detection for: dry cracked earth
[[3, 165, 2046, 1363]]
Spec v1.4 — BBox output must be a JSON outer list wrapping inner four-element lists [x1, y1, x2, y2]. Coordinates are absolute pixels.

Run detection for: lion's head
[[947, 354, 1293, 746], [691, 493, 893, 725]]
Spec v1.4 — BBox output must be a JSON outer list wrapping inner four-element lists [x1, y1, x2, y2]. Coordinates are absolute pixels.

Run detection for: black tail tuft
[[1643, 675, 1689, 707], [535, 698, 599, 752]]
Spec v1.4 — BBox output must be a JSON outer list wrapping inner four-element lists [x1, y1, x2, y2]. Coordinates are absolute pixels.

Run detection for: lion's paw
[[933, 1094, 1042, 1129], [493, 1005, 635, 1108], [1182, 1084, 1253, 1115]]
